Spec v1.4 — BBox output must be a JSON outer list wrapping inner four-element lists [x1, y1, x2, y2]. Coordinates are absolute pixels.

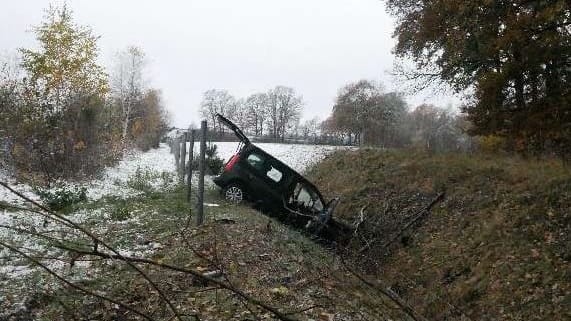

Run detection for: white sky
[[0, 0, 460, 127]]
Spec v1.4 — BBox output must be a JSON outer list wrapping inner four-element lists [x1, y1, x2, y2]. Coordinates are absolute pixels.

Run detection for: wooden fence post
[[180, 133, 187, 184], [173, 137, 180, 170], [196, 121, 207, 225], [187, 130, 195, 203]]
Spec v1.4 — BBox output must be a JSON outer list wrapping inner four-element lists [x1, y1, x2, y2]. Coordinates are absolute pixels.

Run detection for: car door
[[243, 151, 288, 205], [242, 151, 272, 201]]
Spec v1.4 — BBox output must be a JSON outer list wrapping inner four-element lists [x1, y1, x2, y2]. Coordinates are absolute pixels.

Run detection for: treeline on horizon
[[0, 5, 170, 184], [197, 81, 473, 153]]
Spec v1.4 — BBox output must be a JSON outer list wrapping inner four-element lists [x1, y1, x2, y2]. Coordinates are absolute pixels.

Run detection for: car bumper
[[212, 175, 224, 187]]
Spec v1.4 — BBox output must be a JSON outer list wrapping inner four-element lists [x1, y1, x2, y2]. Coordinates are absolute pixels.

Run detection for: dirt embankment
[[307, 148, 571, 321]]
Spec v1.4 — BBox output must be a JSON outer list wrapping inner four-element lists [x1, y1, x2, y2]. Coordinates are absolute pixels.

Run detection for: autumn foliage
[[387, 0, 570, 158], [0, 5, 169, 183]]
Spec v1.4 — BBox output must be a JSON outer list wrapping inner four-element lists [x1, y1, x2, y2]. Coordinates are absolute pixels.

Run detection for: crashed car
[[213, 113, 341, 233]]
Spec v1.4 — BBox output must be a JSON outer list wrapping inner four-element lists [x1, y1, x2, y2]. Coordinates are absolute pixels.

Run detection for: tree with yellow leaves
[[20, 4, 108, 116]]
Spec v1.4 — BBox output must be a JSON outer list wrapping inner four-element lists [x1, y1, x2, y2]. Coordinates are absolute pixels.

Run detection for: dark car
[[212, 113, 340, 233]]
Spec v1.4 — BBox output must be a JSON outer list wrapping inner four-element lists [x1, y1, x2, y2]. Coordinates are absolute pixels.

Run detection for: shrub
[[160, 170, 176, 189], [110, 202, 131, 221], [192, 143, 224, 175], [127, 167, 175, 192], [127, 167, 160, 192], [35, 184, 87, 211]]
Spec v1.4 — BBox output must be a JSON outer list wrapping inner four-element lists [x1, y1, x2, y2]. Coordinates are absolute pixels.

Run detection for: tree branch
[[0, 240, 156, 321], [0, 181, 184, 321]]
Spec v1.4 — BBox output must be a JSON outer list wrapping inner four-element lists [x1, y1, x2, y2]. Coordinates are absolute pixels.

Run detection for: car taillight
[[224, 154, 240, 171]]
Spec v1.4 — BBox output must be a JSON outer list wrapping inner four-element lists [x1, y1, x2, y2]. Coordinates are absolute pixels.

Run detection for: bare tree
[[329, 80, 383, 145], [408, 104, 464, 152], [299, 117, 321, 142], [328, 80, 408, 146], [198, 87, 302, 141], [267, 86, 303, 142], [0, 53, 22, 128], [230, 97, 248, 130], [244, 93, 269, 136], [199, 89, 235, 135], [363, 92, 409, 147], [111, 46, 146, 149], [0, 54, 23, 171]]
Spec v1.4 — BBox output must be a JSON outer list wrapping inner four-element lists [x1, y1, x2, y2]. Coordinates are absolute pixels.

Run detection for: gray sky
[[0, 0, 460, 127]]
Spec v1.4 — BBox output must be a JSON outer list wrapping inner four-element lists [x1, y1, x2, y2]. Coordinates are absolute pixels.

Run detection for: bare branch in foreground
[[1, 181, 298, 321], [0, 181, 185, 321], [0, 240, 156, 321]]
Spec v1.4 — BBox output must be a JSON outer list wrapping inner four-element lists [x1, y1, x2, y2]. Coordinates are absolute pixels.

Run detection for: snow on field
[[0, 139, 346, 220], [191, 141, 347, 173], [87, 141, 346, 200], [85, 143, 176, 200], [0, 141, 347, 221], [0, 173, 39, 205]]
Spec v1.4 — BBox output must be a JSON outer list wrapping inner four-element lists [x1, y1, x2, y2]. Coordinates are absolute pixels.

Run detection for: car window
[[266, 166, 283, 182], [289, 182, 324, 212], [246, 153, 265, 172]]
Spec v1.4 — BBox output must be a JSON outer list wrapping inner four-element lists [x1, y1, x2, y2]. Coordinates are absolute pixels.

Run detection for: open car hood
[[216, 113, 250, 145]]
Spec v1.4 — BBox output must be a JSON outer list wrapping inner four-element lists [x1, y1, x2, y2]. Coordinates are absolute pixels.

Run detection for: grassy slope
[[1, 185, 414, 321], [306, 148, 571, 321]]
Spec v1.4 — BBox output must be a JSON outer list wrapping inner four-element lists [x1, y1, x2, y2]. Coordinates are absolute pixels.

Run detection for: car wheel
[[224, 183, 245, 203]]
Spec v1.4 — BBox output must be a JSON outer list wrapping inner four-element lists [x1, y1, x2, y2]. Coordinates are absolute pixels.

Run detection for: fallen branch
[[31, 236, 298, 321], [353, 205, 368, 235], [359, 192, 445, 253]]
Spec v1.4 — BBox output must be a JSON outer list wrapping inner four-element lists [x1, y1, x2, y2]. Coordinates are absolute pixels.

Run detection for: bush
[[35, 184, 87, 211], [127, 167, 159, 192], [191, 143, 224, 175], [478, 135, 506, 153], [127, 167, 175, 192], [110, 201, 131, 221], [160, 171, 176, 189]]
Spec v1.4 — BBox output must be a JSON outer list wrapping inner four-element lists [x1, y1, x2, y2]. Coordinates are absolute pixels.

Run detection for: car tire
[[223, 183, 246, 203]]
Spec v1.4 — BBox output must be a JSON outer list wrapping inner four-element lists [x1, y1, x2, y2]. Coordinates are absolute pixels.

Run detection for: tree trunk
[[121, 101, 132, 150]]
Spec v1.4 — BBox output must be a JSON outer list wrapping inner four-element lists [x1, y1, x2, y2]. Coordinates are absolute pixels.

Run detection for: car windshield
[[288, 182, 324, 213]]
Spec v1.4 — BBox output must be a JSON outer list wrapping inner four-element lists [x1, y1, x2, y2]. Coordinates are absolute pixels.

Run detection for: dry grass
[[306, 148, 571, 321]]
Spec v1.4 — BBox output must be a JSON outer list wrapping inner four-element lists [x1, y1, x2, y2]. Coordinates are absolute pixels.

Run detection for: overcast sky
[[0, 0, 460, 127]]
